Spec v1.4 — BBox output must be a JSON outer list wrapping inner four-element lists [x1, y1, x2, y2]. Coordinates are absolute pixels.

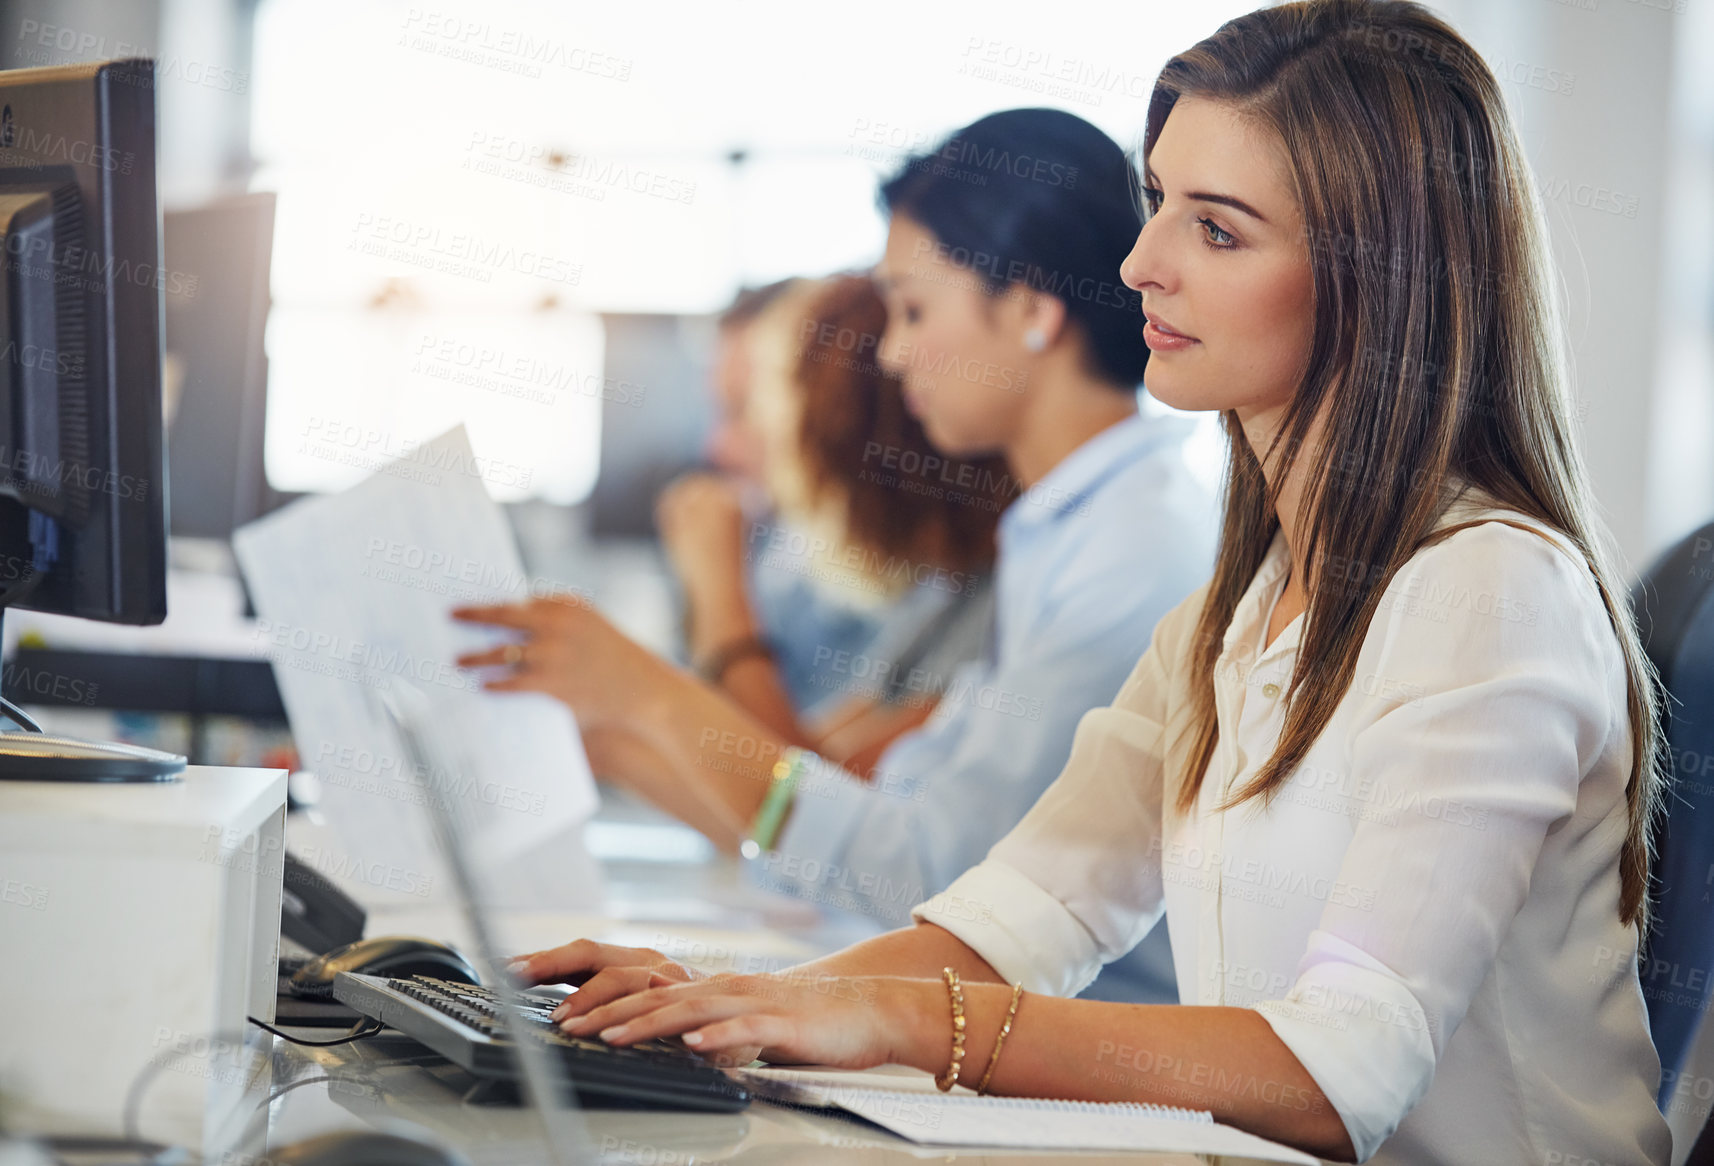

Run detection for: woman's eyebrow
[[1144, 168, 1271, 225], [1188, 191, 1269, 224]]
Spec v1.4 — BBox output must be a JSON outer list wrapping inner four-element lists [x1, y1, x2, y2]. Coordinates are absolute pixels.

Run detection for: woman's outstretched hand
[[513, 937, 925, 1070], [453, 596, 675, 733]]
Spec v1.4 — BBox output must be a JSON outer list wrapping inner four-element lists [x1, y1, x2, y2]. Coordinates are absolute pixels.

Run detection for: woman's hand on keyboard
[[550, 967, 931, 1071], [510, 939, 701, 1000]]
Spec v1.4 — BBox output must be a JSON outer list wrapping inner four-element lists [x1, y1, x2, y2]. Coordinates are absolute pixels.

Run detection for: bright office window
[[250, 0, 1254, 497]]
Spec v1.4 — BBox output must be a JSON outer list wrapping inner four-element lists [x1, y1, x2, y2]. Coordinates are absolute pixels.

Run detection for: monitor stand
[[0, 612, 186, 782]]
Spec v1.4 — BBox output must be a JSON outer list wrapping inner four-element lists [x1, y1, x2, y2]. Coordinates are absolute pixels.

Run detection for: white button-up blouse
[[913, 490, 1671, 1164]]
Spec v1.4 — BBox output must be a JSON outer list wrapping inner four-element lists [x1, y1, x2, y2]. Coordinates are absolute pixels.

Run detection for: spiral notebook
[[738, 1067, 1320, 1163]]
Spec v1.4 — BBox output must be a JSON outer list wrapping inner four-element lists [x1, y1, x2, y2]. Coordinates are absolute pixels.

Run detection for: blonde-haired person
[[687, 278, 895, 722], [509, 3, 1671, 1162], [657, 274, 1012, 774]]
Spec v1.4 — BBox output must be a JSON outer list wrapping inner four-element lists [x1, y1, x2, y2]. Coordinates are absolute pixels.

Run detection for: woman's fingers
[[684, 1012, 793, 1058], [456, 645, 521, 669], [548, 966, 661, 1023], [453, 596, 591, 632], [657, 476, 738, 544], [451, 603, 536, 628], [510, 940, 596, 986], [592, 992, 768, 1047], [480, 671, 552, 694], [546, 970, 888, 1071], [507, 949, 551, 976], [559, 979, 691, 1035], [559, 971, 750, 1037], [514, 939, 652, 986], [452, 602, 543, 671]]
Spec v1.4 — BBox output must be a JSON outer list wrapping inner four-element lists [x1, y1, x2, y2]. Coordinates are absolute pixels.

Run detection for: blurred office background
[[0, 0, 1706, 757]]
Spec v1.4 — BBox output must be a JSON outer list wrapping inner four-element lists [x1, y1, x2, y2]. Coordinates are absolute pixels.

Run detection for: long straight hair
[[1160, 0, 1664, 929]]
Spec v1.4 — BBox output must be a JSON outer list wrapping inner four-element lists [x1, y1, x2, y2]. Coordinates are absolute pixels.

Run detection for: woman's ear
[[1016, 290, 1068, 351]]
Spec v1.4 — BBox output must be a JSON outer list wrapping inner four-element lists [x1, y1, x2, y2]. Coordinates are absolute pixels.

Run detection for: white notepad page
[[739, 1067, 1320, 1163], [234, 425, 600, 906]]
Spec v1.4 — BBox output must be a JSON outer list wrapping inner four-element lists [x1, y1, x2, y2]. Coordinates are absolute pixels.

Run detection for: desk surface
[[257, 915, 1297, 1162], [252, 796, 1300, 1164], [263, 1035, 1287, 1165]]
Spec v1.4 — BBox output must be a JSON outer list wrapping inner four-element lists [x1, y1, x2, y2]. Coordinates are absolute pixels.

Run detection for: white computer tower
[[0, 767, 286, 1157]]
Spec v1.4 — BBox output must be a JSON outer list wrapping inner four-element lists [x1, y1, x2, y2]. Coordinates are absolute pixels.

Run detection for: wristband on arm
[[696, 633, 775, 687], [742, 746, 811, 858]]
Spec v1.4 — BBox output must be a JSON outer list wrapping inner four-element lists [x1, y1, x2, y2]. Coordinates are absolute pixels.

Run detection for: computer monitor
[[0, 58, 166, 622], [164, 192, 281, 540], [0, 58, 183, 781]]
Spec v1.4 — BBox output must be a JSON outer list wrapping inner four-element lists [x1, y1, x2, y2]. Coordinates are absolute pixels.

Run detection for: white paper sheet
[[234, 425, 599, 908], [738, 1067, 1320, 1163]]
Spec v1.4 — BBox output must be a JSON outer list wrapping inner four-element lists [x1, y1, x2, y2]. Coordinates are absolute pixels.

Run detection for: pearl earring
[[1023, 328, 1047, 353]]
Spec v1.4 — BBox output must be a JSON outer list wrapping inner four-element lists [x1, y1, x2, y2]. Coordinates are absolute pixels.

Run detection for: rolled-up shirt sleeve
[[1252, 525, 1615, 1160], [913, 590, 1195, 995]]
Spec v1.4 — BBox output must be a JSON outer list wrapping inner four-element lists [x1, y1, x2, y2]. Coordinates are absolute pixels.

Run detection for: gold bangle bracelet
[[976, 982, 1024, 1095], [934, 968, 967, 1092]]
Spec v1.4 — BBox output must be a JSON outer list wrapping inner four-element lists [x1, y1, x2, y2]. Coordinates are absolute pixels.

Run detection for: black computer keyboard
[[331, 972, 750, 1112]]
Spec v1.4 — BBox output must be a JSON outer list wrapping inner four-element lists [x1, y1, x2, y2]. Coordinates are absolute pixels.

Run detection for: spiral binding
[[927, 1094, 1212, 1123]]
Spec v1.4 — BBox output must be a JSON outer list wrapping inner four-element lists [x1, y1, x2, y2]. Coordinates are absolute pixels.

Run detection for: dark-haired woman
[[505, 3, 1672, 1163], [456, 108, 1217, 1006]]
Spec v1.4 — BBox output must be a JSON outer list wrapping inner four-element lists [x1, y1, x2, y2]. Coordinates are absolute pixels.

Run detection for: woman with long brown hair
[[656, 273, 1013, 772], [508, 3, 1672, 1161]]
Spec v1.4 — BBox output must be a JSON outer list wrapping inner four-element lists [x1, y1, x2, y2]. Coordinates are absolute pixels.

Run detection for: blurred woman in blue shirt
[[456, 109, 1217, 1003]]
